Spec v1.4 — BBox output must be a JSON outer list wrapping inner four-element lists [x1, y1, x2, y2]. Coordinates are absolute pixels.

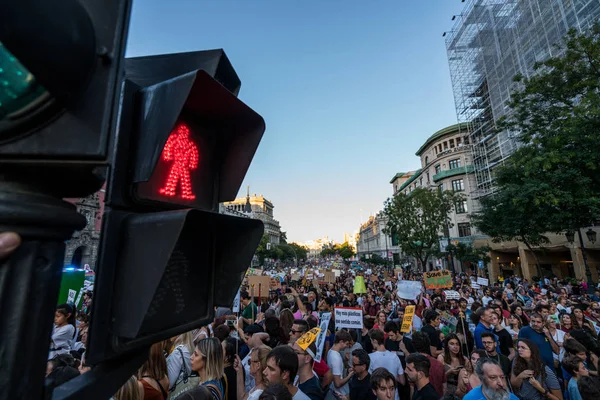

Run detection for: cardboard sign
[[397, 280, 422, 300], [394, 268, 403, 280], [423, 270, 452, 289], [270, 278, 281, 290], [324, 271, 335, 283], [291, 274, 301, 281], [248, 276, 271, 297], [477, 277, 489, 287], [401, 305, 415, 333], [334, 307, 363, 329], [444, 290, 460, 300], [314, 312, 332, 362], [370, 275, 379, 282]]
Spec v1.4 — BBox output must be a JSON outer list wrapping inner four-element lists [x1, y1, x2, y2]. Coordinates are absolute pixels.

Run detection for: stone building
[[64, 188, 105, 270], [356, 213, 400, 265], [223, 190, 282, 245]]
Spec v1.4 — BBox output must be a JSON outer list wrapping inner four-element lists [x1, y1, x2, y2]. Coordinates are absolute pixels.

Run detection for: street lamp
[[587, 229, 597, 244]]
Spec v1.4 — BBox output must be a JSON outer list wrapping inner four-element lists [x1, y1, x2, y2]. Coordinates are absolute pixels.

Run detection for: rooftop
[[415, 123, 469, 156]]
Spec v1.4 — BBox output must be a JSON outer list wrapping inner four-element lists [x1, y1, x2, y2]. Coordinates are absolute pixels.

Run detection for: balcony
[[432, 165, 475, 183]]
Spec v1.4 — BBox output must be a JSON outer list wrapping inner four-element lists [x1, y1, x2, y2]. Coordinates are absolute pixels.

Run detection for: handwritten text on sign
[[423, 270, 452, 289], [334, 307, 363, 329], [401, 306, 415, 333]]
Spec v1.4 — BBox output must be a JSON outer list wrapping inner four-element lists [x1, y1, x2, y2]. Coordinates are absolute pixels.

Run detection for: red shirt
[[313, 358, 329, 377], [426, 354, 446, 398]]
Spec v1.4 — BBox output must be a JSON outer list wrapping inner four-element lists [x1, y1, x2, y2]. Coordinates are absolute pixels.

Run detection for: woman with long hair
[[373, 311, 387, 331], [455, 349, 486, 398], [167, 331, 196, 391], [560, 313, 574, 333], [138, 341, 170, 400], [114, 375, 144, 400], [511, 303, 530, 326], [279, 309, 294, 336], [573, 308, 598, 338], [233, 345, 272, 400], [506, 314, 523, 340], [510, 339, 562, 400], [438, 333, 469, 396], [191, 337, 225, 400]]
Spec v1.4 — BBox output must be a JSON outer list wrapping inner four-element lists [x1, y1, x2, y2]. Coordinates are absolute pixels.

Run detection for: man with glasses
[[463, 358, 518, 400], [480, 332, 511, 384], [290, 319, 309, 344], [293, 340, 324, 400]]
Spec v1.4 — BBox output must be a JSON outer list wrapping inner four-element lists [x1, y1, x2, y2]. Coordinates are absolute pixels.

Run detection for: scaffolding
[[445, 0, 600, 199]]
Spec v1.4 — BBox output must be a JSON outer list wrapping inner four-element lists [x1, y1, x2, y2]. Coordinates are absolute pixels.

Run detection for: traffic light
[[0, 0, 132, 195], [0, 1, 132, 399], [87, 50, 266, 364]]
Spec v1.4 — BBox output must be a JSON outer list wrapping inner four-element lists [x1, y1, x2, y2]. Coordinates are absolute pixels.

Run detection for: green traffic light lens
[[0, 41, 48, 119]]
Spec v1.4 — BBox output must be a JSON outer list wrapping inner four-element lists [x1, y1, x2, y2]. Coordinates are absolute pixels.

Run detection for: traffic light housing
[[87, 50, 266, 363], [0, 0, 131, 196]]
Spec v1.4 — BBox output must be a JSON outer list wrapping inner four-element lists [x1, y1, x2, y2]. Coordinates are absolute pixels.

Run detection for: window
[[458, 223, 471, 237], [419, 177, 423, 186], [426, 172, 430, 184], [449, 139, 455, 148], [452, 179, 464, 192], [449, 159, 461, 169], [425, 156, 429, 164], [435, 164, 441, 174], [455, 200, 468, 214], [438, 183, 443, 192]]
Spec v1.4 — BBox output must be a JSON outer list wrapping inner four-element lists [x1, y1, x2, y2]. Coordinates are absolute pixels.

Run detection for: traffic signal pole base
[[0, 182, 86, 400]]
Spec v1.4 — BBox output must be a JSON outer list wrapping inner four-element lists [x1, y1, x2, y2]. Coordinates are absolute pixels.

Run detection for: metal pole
[[577, 229, 594, 293], [0, 182, 86, 400]]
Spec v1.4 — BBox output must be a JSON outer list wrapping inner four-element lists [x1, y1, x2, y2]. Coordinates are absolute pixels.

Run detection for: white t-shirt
[[327, 349, 349, 395], [552, 329, 566, 361], [368, 351, 403, 400], [293, 388, 311, 400], [242, 349, 256, 392], [49, 324, 75, 360]]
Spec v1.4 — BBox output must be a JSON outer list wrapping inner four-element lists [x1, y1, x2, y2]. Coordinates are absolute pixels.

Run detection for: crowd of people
[[44, 261, 600, 400]]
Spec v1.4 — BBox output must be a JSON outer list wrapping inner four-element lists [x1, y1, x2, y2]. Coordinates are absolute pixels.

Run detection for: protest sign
[[400, 306, 415, 333], [314, 312, 332, 362], [439, 311, 458, 331], [233, 289, 241, 312], [477, 277, 489, 286], [269, 278, 281, 290], [334, 307, 363, 329], [248, 276, 271, 297], [471, 282, 481, 289], [423, 270, 452, 289], [397, 280, 422, 300], [394, 268, 403, 280], [444, 290, 460, 300], [324, 271, 335, 283]]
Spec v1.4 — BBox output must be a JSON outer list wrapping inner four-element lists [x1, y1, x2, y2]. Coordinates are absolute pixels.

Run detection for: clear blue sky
[[126, 0, 466, 243]]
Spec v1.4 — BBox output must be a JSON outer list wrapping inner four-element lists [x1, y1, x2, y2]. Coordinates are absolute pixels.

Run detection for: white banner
[[232, 289, 241, 312], [314, 312, 332, 362], [471, 282, 481, 289], [397, 280, 422, 300], [444, 290, 460, 300], [477, 277, 489, 286], [334, 307, 363, 329]]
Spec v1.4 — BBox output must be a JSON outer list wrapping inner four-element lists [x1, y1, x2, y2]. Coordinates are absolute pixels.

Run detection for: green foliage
[[383, 187, 462, 270], [446, 243, 491, 268], [360, 253, 387, 265], [338, 242, 355, 260], [495, 26, 600, 233], [288, 242, 308, 261], [255, 234, 271, 265]]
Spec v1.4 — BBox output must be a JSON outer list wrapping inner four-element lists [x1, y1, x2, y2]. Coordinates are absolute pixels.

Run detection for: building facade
[[223, 191, 282, 245], [445, 0, 600, 281], [356, 213, 400, 265], [446, 0, 600, 198], [64, 188, 105, 270]]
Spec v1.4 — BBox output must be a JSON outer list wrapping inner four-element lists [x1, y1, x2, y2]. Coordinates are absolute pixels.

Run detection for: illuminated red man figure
[[158, 123, 199, 200]]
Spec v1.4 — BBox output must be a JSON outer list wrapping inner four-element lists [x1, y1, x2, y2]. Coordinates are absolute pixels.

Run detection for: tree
[[338, 242, 355, 260], [383, 188, 462, 270], [280, 231, 288, 244], [446, 243, 492, 272], [496, 25, 600, 234], [471, 183, 551, 271], [288, 242, 308, 261], [255, 234, 270, 265]]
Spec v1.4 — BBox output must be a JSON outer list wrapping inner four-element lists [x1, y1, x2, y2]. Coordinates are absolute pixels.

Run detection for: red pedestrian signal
[[158, 123, 199, 201]]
